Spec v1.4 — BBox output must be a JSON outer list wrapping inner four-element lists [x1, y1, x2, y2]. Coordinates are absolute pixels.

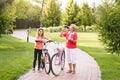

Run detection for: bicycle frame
[[55, 48, 64, 64]]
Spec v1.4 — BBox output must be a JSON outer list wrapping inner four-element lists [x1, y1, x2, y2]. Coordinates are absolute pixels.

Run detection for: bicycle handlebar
[[45, 40, 54, 43], [45, 40, 58, 44]]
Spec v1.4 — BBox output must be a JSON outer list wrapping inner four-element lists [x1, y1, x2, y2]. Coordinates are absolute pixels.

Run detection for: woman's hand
[[68, 38, 77, 43], [60, 27, 66, 37], [62, 27, 66, 31], [68, 38, 73, 41]]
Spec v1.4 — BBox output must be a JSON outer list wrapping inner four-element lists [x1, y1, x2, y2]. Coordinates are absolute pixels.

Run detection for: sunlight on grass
[[0, 45, 15, 49], [77, 32, 103, 48], [0, 35, 34, 80]]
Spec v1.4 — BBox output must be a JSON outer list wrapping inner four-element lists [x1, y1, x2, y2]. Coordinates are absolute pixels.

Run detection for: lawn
[[77, 32, 120, 80], [31, 29, 120, 80], [0, 35, 34, 80]]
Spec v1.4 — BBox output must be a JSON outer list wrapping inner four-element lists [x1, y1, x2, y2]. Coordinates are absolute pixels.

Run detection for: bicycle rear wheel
[[51, 53, 62, 76], [44, 53, 51, 74]]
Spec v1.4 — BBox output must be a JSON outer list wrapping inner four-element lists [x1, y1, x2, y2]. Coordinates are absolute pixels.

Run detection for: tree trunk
[[84, 25, 86, 32]]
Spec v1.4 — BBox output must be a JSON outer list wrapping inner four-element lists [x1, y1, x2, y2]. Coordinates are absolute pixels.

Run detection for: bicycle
[[50, 41, 65, 76], [41, 40, 52, 74]]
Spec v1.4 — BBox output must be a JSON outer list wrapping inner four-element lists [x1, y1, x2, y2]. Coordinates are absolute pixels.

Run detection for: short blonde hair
[[70, 24, 77, 31]]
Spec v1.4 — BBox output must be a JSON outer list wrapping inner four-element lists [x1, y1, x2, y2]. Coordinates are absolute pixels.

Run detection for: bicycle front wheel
[[51, 53, 62, 76], [61, 50, 65, 70], [44, 53, 51, 74]]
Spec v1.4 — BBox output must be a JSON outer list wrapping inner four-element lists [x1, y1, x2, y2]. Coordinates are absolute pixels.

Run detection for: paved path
[[11, 30, 101, 80]]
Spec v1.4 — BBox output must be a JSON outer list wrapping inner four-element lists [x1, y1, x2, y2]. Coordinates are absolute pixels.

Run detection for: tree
[[26, 4, 40, 21], [61, 0, 80, 26], [16, 0, 40, 21], [0, 0, 13, 11], [0, 17, 9, 37], [15, 0, 29, 19], [41, 0, 61, 27], [0, 0, 15, 37], [81, 3, 93, 31], [115, 0, 120, 5], [96, 0, 120, 55], [15, 0, 40, 28], [1, 0, 16, 27]]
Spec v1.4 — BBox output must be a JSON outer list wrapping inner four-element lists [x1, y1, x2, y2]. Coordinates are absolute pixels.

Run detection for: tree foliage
[[115, 0, 120, 5], [42, 0, 61, 27], [61, 0, 80, 26], [15, 0, 30, 19], [0, 0, 13, 11], [96, 0, 120, 55], [81, 3, 93, 31], [0, 0, 41, 36], [1, 1, 16, 25], [0, 0, 15, 37], [15, 0, 40, 21], [15, 0, 40, 28], [0, 17, 9, 37]]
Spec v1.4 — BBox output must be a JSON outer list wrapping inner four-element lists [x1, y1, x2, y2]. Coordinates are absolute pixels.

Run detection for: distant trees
[[81, 3, 93, 31], [15, 0, 40, 28], [61, 0, 80, 26], [0, 0, 95, 36], [41, 0, 61, 27], [61, 0, 93, 31]]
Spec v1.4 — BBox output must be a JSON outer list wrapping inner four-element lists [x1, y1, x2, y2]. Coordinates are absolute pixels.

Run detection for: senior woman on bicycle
[[60, 24, 78, 74]]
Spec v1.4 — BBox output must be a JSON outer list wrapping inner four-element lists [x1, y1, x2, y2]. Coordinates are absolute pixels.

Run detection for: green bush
[[45, 26, 62, 32], [97, 3, 120, 55]]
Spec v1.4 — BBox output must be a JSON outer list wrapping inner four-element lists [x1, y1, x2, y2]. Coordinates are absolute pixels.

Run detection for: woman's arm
[[35, 38, 44, 42], [35, 36, 44, 42], [60, 27, 66, 37], [68, 33, 77, 44], [43, 37, 51, 42]]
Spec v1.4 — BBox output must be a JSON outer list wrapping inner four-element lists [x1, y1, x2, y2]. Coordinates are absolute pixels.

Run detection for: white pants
[[66, 48, 77, 64]]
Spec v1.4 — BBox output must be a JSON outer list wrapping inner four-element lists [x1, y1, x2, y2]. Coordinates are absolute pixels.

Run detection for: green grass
[[0, 35, 34, 80], [77, 32, 120, 80], [30, 29, 120, 80]]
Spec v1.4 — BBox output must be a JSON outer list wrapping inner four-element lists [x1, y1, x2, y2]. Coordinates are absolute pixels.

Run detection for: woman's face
[[38, 29, 43, 36], [69, 26, 74, 32]]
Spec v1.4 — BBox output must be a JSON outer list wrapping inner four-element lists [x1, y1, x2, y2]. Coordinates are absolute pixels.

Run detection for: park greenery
[[0, 0, 119, 55], [0, 35, 34, 80], [0, 0, 120, 79], [96, 0, 120, 55], [41, 0, 61, 27]]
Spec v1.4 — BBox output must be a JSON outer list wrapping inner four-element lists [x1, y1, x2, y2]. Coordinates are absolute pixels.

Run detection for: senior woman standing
[[60, 24, 78, 74]]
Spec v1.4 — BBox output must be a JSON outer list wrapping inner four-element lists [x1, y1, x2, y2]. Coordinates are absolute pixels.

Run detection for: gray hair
[[70, 24, 77, 31], [70, 24, 76, 27]]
